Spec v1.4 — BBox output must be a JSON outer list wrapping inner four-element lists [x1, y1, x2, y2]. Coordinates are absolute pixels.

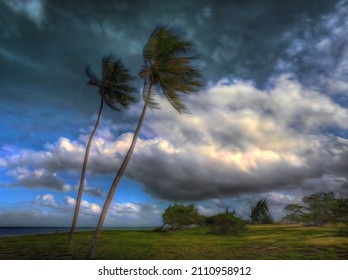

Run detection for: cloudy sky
[[1, 0, 348, 227]]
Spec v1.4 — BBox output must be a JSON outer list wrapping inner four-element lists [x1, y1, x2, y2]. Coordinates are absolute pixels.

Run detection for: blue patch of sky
[[0, 169, 12, 186], [114, 177, 156, 204], [61, 173, 157, 206], [0, 187, 37, 207], [323, 128, 348, 139], [333, 94, 348, 109], [1, 105, 82, 151]]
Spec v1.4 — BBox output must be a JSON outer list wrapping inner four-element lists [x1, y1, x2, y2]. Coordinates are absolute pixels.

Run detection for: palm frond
[[140, 24, 203, 113], [143, 82, 160, 110], [86, 56, 137, 111], [164, 88, 190, 113], [85, 65, 100, 87]]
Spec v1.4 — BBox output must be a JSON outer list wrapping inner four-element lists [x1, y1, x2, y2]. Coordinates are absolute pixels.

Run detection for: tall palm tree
[[88, 25, 203, 258], [69, 56, 136, 246]]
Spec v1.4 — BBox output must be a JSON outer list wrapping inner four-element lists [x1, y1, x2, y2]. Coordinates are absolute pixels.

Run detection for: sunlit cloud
[[2, 75, 348, 202]]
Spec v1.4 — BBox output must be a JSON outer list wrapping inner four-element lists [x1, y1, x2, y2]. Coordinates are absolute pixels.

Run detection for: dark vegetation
[[159, 204, 246, 235], [250, 199, 274, 224], [157, 192, 348, 236]]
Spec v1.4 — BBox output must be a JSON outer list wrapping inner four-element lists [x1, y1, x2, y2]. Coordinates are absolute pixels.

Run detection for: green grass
[[0, 224, 347, 259]]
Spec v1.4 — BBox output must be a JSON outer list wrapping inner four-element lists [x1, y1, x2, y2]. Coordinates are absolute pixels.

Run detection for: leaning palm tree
[[88, 25, 203, 258], [69, 56, 136, 246]]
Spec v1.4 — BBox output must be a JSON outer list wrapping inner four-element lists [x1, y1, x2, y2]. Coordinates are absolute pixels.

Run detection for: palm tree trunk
[[69, 96, 104, 246], [88, 85, 152, 259]]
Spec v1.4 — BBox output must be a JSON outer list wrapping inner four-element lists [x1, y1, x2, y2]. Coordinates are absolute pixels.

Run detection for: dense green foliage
[[282, 192, 348, 226], [162, 204, 204, 229], [205, 211, 246, 235], [250, 199, 274, 224], [1, 225, 347, 260]]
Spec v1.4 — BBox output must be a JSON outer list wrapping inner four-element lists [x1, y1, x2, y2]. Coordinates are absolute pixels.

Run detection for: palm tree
[[88, 25, 203, 258], [68, 56, 136, 246]]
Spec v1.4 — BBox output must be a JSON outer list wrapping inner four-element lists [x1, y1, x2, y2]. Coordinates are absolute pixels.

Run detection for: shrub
[[206, 211, 246, 235]]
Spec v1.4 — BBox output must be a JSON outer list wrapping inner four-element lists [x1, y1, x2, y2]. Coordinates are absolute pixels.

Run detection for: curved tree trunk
[[69, 96, 104, 246], [88, 85, 152, 259]]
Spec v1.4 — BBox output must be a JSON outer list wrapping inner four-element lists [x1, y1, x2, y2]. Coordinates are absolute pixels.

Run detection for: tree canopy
[[161, 203, 203, 230], [282, 192, 348, 226]]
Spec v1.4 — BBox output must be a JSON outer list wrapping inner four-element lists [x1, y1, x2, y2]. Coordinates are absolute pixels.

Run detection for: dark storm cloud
[[0, 0, 339, 152], [1, 0, 337, 82], [0, 0, 338, 101]]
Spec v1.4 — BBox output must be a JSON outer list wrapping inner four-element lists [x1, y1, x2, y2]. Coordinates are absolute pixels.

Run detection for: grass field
[[0, 224, 347, 259]]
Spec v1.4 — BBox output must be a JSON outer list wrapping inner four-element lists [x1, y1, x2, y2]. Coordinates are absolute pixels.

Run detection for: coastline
[[0, 227, 155, 237]]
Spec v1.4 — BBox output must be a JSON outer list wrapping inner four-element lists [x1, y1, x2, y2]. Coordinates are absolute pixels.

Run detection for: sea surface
[[0, 227, 155, 237]]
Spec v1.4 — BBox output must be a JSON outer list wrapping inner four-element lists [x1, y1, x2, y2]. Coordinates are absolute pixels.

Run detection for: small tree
[[250, 198, 273, 224], [161, 204, 203, 230], [206, 209, 246, 235]]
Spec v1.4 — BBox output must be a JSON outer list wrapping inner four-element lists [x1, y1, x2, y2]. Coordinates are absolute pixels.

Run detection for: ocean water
[[0, 227, 155, 237]]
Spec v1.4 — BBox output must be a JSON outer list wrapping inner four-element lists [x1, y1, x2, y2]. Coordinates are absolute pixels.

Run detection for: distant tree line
[[157, 192, 348, 235], [282, 192, 348, 226], [158, 198, 274, 235], [156, 192, 348, 235]]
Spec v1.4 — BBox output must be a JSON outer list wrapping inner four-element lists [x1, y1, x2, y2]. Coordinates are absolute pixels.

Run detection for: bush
[[206, 211, 246, 235], [161, 203, 204, 230]]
